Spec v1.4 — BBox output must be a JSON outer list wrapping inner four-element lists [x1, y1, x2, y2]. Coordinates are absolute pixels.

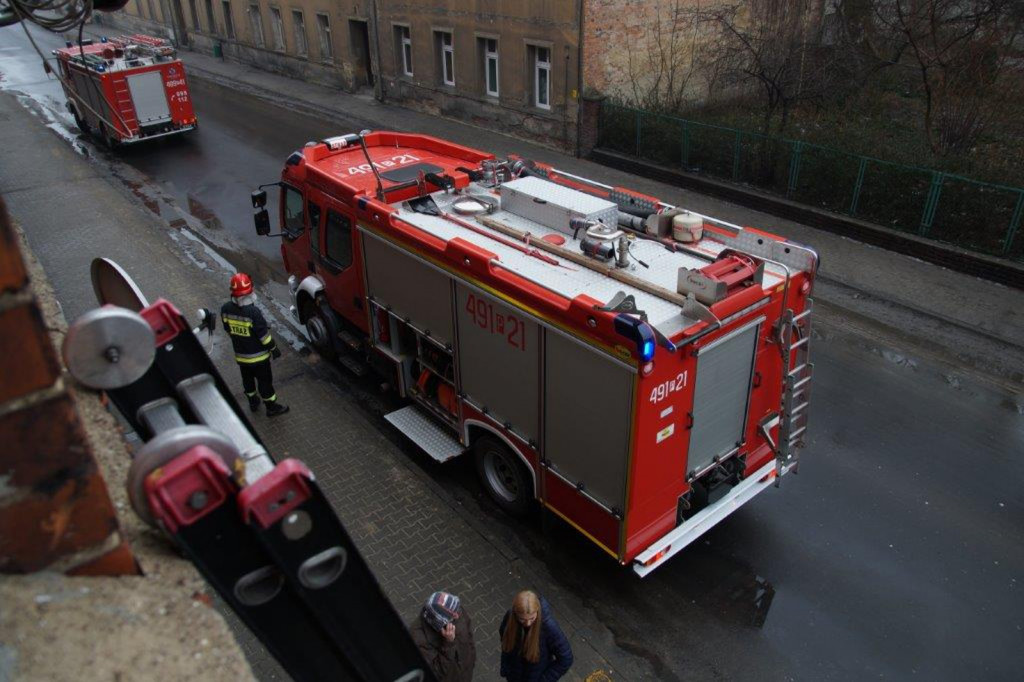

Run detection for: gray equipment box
[[499, 176, 618, 235]]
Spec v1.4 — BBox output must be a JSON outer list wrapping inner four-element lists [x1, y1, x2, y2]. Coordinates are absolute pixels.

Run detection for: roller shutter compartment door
[[686, 321, 761, 477], [127, 70, 171, 125]]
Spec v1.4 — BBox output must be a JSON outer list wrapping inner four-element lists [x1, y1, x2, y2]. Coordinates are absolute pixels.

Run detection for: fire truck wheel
[[99, 123, 117, 149], [302, 300, 337, 359], [71, 109, 89, 134], [475, 436, 532, 516]]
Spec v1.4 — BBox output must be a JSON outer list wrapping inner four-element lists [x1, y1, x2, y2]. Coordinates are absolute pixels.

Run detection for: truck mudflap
[[632, 460, 788, 577]]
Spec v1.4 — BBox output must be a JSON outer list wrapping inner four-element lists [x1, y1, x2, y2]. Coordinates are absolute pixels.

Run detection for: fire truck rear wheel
[[71, 109, 88, 134], [475, 436, 532, 516]]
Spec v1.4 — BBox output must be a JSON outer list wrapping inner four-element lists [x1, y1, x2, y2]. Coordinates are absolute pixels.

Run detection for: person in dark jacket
[[499, 590, 573, 682], [409, 591, 476, 682], [221, 272, 288, 416]]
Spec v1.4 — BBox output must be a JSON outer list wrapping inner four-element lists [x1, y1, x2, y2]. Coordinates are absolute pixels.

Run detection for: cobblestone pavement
[[0, 89, 643, 680]]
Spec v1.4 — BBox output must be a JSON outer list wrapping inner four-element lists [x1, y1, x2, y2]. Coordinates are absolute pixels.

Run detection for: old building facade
[[98, 0, 715, 151]]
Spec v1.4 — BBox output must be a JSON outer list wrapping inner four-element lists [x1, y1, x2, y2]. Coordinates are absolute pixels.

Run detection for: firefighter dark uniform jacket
[[221, 299, 277, 364]]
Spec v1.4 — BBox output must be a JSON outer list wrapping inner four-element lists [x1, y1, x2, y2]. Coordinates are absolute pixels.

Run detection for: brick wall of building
[[0, 197, 137, 576]]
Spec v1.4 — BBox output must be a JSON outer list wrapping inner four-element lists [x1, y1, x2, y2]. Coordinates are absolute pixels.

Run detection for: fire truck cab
[[254, 131, 817, 576], [53, 35, 197, 146]]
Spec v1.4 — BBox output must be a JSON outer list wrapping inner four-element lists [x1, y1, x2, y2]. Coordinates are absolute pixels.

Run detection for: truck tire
[[302, 299, 337, 359], [71, 109, 89, 135], [98, 123, 118, 149], [474, 435, 533, 516]]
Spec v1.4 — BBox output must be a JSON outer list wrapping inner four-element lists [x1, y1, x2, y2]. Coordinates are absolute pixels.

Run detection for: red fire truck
[[53, 35, 197, 146], [252, 131, 817, 576]]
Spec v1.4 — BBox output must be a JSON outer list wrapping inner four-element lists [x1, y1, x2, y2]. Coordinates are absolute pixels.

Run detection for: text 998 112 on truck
[[252, 130, 817, 576]]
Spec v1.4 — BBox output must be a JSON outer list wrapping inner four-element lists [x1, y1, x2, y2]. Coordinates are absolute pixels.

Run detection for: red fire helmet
[[229, 272, 253, 297]]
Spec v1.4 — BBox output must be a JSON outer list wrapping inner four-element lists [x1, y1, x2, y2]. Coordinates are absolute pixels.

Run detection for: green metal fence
[[597, 102, 1024, 262]]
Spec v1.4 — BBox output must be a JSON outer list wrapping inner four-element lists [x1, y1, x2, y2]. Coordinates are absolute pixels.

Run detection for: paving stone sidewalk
[[0, 89, 644, 680]]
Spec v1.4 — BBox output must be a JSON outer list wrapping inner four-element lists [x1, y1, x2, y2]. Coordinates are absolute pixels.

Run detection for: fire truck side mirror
[[254, 209, 271, 236], [251, 189, 267, 209]]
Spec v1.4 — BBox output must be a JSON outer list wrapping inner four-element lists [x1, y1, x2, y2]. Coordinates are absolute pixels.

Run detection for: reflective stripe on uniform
[[236, 352, 271, 363], [260, 333, 273, 345], [264, 394, 277, 402]]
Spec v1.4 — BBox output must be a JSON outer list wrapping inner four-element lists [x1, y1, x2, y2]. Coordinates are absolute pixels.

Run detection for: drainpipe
[[370, 0, 384, 102], [575, 0, 585, 157]]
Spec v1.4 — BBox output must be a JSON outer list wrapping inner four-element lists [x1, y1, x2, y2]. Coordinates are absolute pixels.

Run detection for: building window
[[269, 7, 285, 51], [316, 13, 333, 62], [292, 10, 307, 57], [188, 0, 200, 29], [222, 0, 234, 39], [534, 46, 550, 109], [204, 0, 215, 32], [248, 5, 264, 47], [436, 31, 454, 86], [394, 25, 412, 77], [479, 38, 499, 97]]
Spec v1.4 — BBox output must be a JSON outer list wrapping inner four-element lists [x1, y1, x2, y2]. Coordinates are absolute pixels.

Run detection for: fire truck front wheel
[[302, 299, 337, 359], [475, 436, 532, 516]]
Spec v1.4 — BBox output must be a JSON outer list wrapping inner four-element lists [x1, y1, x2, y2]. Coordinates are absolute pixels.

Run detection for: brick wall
[[0, 196, 137, 576], [582, 0, 711, 103]]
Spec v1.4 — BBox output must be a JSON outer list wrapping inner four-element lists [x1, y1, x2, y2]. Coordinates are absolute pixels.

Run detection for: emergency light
[[613, 314, 657, 361]]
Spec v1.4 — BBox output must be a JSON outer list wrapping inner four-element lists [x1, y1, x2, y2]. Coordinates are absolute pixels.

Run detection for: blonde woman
[[499, 590, 573, 682]]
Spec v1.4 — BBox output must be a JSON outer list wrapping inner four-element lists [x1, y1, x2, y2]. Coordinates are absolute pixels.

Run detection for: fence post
[[787, 141, 804, 198], [919, 171, 945, 237], [681, 120, 690, 169], [1003, 190, 1024, 257], [635, 109, 642, 157], [732, 131, 742, 180], [849, 157, 868, 216]]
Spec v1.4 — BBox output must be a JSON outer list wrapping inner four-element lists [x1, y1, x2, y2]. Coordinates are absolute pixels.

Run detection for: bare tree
[[871, 0, 1024, 156], [626, 1, 703, 112], [685, 0, 852, 137]]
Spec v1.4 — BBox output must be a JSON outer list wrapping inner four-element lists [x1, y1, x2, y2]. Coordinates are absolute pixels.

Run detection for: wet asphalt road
[[2, 24, 1022, 681]]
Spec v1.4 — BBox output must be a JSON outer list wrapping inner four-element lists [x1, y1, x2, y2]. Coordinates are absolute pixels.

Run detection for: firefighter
[[221, 273, 289, 417]]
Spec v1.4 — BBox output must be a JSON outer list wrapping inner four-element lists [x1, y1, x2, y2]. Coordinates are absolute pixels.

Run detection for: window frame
[[323, 210, 353, 272], [439, 30, 454, 86], [307, 200, 323, 254], [396, 25, 413, 77], [484, 37, 499, 98], [269, 5, 286, 52], [534, 45, 551, 110], [204, 0, 216, 33], [248, 4, 264, 48], [291, 9, 308, 57], [222, 0, 235, 39], [281, 184, 305, 240], [315, 12, 333, 63]]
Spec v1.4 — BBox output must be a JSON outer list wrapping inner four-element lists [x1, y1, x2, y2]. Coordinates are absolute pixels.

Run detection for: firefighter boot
[[247, 393, 261, 413], [265, 400, 290, 417]]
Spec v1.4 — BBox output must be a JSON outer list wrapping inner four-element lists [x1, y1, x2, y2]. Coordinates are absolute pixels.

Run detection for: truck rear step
[[384, 405, 464, 463]]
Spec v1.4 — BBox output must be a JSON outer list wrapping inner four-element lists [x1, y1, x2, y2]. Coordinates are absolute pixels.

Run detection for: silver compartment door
[[361, 232, 454, 346], [455, 284, 540, 443], [543, 330, 634, 511], [687, 320, 761, 476], [126, 70, 171, 124]]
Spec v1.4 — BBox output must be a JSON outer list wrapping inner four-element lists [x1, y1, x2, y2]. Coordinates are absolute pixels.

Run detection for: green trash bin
[[212, 41, 223, 59]]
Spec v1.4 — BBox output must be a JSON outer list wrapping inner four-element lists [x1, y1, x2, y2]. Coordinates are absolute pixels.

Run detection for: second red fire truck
[[252, 131, 817, 576], [53, 34, 197, 146]]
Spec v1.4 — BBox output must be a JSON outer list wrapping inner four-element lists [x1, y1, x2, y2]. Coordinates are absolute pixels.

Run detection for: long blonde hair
[[501, 590, 542, 663]]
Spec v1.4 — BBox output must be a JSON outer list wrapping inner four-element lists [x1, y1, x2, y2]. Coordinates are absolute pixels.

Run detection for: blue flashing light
[[101, 36, 108, 43], [642, 339, 655, 361]]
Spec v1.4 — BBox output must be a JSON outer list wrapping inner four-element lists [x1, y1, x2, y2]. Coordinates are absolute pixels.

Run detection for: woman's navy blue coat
[[498, 597, 573, 682]]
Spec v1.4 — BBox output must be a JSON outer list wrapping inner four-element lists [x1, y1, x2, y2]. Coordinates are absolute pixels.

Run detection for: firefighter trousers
[[238, 360, 278, 402]]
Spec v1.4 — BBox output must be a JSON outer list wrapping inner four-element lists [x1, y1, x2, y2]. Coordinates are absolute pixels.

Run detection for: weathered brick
[[66, 541, 139, 577], [0, 470, 121, 573], [0, 196, 28, 293], [0, 301, 61, 404], [0, 393, 89, 487]]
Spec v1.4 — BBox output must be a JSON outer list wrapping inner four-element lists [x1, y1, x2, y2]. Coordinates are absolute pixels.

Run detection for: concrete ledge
[[591, 148, 1024, 290]]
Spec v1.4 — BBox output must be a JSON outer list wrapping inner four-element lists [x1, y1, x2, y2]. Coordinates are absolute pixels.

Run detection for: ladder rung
[[788, 426, 807, 440], [789, 401, 809, 416], [792, 309, 812, 323], [790, 336, 810, 350], [788, 363, 809, 379], [791, 375, 812, 390]]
